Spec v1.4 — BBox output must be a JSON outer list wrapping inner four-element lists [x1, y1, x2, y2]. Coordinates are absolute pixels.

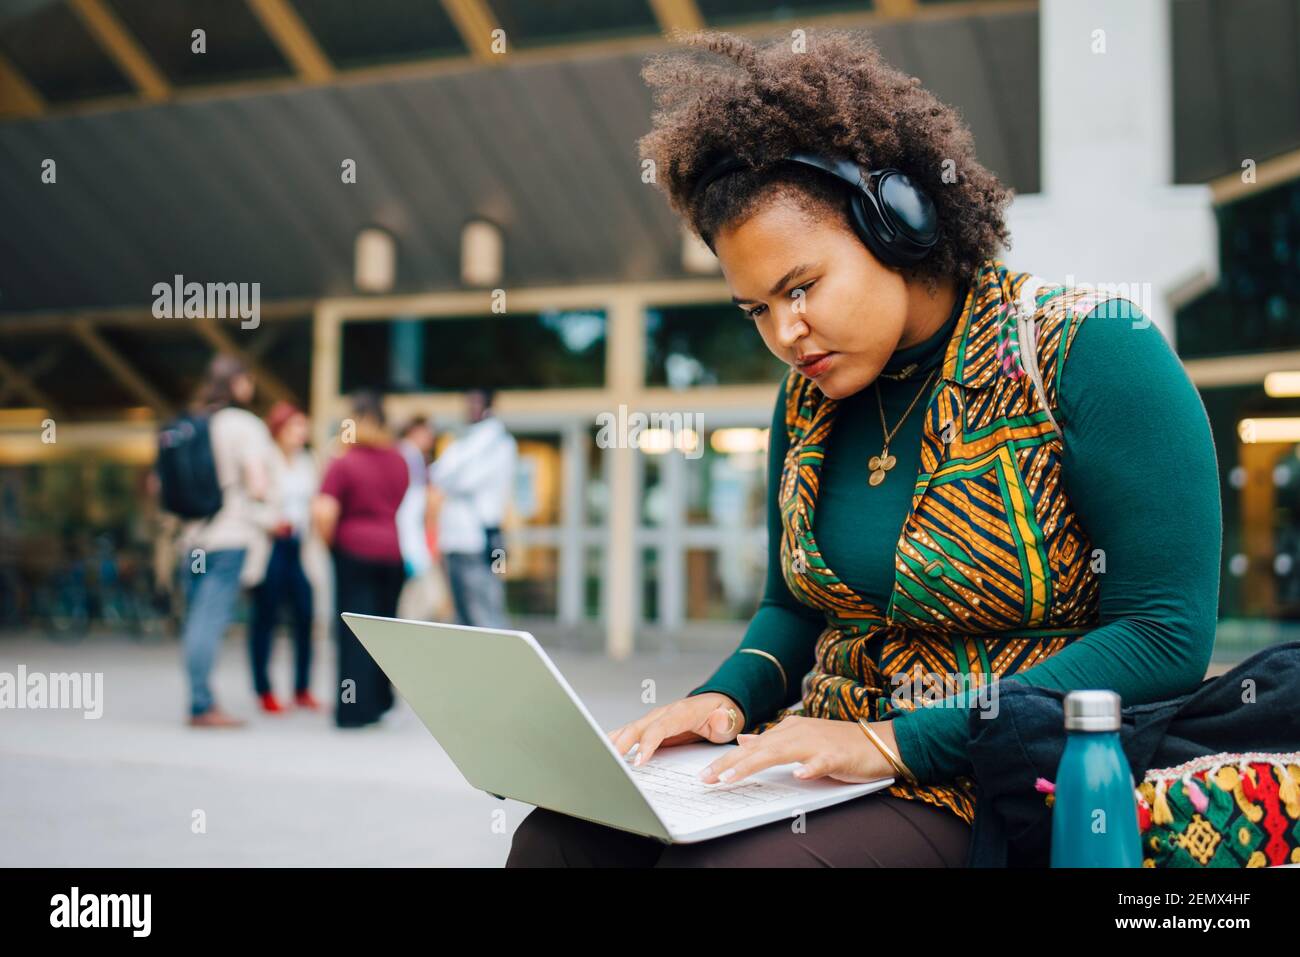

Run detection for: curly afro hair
[[638, 29, 1012, 284]]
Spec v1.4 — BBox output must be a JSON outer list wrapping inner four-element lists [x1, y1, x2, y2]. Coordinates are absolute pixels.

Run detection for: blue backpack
[[156, 412, 223, 519]]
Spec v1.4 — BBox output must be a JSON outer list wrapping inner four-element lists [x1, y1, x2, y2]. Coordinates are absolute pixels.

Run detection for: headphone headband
[[689, 151, 938, 266]]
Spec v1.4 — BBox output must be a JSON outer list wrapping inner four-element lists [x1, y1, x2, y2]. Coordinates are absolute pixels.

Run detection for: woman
[[312, 391, 409, 729], [249, 401, 321, 714], [176, 354, 277, 728], [507, 30, 1222, 866]]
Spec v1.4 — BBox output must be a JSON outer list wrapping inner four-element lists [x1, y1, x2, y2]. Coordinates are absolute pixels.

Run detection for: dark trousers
[[332, 549, 405, 728], [507, 795, 971, 867], [249, 536, 313, 696]]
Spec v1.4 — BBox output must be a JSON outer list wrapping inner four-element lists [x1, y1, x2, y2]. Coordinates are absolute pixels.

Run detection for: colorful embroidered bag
[[965, 642, 1300, 867]]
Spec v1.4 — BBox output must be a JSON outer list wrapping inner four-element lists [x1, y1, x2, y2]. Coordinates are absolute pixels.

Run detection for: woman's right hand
[[606, 692, 745, 767]]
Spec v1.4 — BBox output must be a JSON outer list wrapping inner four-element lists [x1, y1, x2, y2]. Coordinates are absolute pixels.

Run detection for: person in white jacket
[[428, 389, 516, 629]]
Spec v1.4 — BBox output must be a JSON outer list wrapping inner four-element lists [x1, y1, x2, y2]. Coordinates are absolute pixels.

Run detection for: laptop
[[341, 613, 895, 844]]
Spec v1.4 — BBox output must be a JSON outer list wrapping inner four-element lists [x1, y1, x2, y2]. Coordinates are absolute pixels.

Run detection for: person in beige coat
[[176, 355, 279, 728]]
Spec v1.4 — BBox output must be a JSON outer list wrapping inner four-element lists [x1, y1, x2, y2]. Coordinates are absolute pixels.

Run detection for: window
[[340, 309, 606, 393], [645, 303, 785, 388], [684, 427, 769, 528], [684, 546, 767, 621], [505, 546, 558, 617], [633, 423, 770, 629], [1177, 179, 1300, 358]]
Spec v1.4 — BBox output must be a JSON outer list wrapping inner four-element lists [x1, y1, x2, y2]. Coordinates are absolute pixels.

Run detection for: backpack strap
[[1016, 304, 1062, 444], [1010, 275, 1063, 445]]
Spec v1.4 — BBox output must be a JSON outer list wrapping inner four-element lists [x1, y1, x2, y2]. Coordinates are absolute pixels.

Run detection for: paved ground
[[0, 626, 1262, 868], [0, 631, 716, 867]]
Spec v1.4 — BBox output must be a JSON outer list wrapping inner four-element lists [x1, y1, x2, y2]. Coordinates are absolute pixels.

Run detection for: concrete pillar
[[1007, 0, 1219, 341], [604, 293, 644, 659]]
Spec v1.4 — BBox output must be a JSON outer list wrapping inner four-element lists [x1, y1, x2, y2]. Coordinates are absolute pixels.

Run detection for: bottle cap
[[1063, 689, 1121, 732]]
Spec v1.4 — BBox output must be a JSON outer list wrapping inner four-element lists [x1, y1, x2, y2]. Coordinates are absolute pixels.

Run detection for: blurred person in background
[[397, 417, 435, 489], [395, 415, 435, 578], [428, 388, 516, 629], [312, 391, 409, 729], [395, 416, 454, 622], [249, 401, 321, 714], [177, 354, 278, 729]]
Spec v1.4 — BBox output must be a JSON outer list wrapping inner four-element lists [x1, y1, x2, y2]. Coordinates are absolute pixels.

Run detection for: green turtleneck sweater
[[688, 293, 1222, 787]]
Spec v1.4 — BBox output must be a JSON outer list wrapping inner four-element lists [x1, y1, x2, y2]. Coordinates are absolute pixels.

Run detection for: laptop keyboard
[[628, 760, 801, 821]]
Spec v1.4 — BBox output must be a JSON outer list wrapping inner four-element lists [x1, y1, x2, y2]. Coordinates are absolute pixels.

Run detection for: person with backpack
[[161, 354, 277, 728]]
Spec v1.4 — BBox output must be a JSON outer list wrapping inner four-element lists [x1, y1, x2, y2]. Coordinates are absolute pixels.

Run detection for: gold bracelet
[[738, 648, 787, 697], [857, 717, 919, 786]]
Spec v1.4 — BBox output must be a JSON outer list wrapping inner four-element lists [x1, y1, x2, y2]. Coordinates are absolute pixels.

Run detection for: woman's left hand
[[697, 715, 900, 785]]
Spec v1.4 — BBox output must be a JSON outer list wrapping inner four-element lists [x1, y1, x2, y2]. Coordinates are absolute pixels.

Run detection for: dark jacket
[[964, 642, 1300, 867]]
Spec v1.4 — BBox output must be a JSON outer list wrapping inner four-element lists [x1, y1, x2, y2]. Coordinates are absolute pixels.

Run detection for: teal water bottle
[[1050, 690, 1142, 867]]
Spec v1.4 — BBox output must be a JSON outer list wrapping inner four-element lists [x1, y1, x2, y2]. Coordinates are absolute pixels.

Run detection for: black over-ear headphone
[[690, 151, 939, 267]]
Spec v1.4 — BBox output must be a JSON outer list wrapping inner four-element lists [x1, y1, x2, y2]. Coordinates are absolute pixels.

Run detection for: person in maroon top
[[312, 390, 409, 728]]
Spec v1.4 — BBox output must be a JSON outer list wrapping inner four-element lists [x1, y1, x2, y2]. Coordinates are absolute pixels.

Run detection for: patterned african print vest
[[753, 259, 1120, 826]]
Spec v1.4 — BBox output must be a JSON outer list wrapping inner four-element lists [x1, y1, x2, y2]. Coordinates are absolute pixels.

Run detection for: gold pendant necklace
[[869, 368, 937, 487]]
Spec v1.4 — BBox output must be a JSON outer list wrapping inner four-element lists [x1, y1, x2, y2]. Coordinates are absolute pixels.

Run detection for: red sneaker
[[294, 690, 322, 711], [259, 692, 285, 714]]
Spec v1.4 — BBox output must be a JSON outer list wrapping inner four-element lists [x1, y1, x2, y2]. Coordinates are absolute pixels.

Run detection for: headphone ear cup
[[873, 171, 938, 263], [846, 189, 904, 268]]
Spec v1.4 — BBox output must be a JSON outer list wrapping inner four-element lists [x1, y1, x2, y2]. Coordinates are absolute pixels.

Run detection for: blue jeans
[[180, 548, 247, 716], [445, 551, 508, 629]]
